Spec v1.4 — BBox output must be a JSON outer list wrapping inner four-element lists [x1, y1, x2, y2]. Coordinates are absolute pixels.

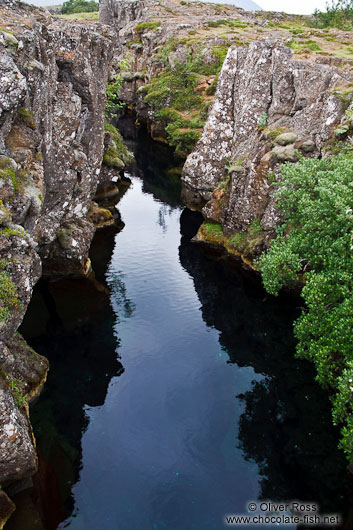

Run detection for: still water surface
[[19, 121, 349, 530]]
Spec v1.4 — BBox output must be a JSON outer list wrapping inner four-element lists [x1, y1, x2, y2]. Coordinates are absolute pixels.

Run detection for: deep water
[[17, 117, 351, 530]]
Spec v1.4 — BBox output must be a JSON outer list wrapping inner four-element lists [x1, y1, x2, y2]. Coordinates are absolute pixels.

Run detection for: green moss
[[263, 126, 288, 140], [199, 217, 264, 260], [144, 42, 227, 153], [206, 18, 248, 28], [165, 124, 202, 153], [211, 45, 229, 65], [248, 218, 263, 236], [0, 270, 20, 322], [0, 227, 25, 237], [135, 21, 161, 34], [103, 122, 134, 168], [204, 222, 223, 237], [287, 38, 322, 52], [18, 107, 35, 129], [230, 232, 246, 248], [0, 167, 18, 194], [205, 76, 218, 95], [7, 377, 27, 407]]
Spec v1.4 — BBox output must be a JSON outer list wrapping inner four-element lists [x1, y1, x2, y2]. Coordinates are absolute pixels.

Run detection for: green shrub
[[311, 0, 353, 29], [61, 0, 98, 14], [257, 148, 353, 460], [106, 56, 133, 118]]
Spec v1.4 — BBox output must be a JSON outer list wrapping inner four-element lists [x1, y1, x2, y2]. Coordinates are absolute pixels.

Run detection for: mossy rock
[[0, 201, 12, 226], [274, 132, 297, 145], [103, 152, 125, 170], [0, 269, 20, 322], [88, 202, 114, 227], [103, 122, 134, 168], [57, 225, 76, 250], [135, 21, 161, 34], [18, 107, 35, 129]]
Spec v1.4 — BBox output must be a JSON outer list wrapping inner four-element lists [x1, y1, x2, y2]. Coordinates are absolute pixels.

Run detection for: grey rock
[[0, 0, 117, 493], [0, 381, 37, 483], [182, 40, 353, 238], [0, 29, 19, 47], [272, 144, 298, 162], [25, 59, 45, 72], [274, 132, 297, 145], [0, 55, 26, 116], [300, 139, 316, 153]]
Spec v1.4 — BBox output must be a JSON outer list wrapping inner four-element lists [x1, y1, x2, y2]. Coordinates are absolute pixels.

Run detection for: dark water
[[17, 118, 350, 530]]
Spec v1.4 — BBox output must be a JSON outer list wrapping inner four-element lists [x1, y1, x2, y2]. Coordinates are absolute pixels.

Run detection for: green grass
[[204, 222, 224, 237], [135, 21, 161, 34], [59, 11, 99, 20]]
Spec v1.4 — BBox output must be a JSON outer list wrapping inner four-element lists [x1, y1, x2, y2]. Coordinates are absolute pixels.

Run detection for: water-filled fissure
[[16, 116, 350, 530]]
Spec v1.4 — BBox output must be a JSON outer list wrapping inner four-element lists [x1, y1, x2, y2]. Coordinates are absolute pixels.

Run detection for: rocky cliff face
[[0, 0, 115, 518], [99, 0, 145, 28], [102, 0, 353, 159], [103, 0, 353, 262], [181, 41, 353, 261]]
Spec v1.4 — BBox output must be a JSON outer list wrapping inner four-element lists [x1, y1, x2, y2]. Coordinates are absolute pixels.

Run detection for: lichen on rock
[[181, 40, 353, 261], [0, 0, 119, 515]]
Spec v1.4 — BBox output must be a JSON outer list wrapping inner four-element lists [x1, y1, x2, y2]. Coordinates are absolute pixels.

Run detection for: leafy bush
[[61, 0, 98, 14], [257, 149, 353, 459], [106, 56, 133, 118], [311, 0, 353, 29]]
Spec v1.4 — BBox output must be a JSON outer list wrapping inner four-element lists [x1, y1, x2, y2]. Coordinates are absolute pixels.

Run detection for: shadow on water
[[179, 208, 351, 525], [113, 113, 183, 208], [12, 229, 123, 530]]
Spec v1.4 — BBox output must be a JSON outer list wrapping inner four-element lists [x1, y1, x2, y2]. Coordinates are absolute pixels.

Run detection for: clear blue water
[[18, 120, 349, 530]]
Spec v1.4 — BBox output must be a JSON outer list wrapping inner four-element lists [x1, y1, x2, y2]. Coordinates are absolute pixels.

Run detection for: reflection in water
[[16, 241, 123, 529], [107, 270, 136, 321], [179, 211, 350, 522], [14, 114, 351, 529]]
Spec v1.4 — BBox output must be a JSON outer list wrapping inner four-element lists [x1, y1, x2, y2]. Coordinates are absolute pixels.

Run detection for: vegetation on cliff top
[[312, 0, 353, 29], [144, 40, 227, 154], [61, 0, 98, 15], [257, 144, 353, 460]]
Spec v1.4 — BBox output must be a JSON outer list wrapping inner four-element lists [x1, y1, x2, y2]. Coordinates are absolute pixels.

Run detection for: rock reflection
[[115, 113, 183, 208], [179, 208, 349, 521], [14, 229, 123, 530]]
